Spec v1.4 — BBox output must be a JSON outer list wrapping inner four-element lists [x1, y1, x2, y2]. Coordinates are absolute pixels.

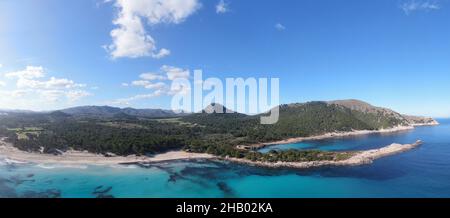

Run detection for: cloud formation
[[114, 65, 191, 105], [216, 0, 229, 14], [111, 90, 165, 105], [401, 0, 440, 14], [1, 66, 92, 106], [275, 23, 286, 31], [106, 0, 200, 59], [139, 72, 166, 81], [161, 65, 190, 80], [5, 66, 45, 80]]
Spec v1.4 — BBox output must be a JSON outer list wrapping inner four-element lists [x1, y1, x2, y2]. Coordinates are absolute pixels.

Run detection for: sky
[[0, 0, 449, 117]]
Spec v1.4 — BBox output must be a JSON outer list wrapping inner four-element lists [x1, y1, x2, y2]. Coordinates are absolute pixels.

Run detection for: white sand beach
[[0, 139, 213, 165]]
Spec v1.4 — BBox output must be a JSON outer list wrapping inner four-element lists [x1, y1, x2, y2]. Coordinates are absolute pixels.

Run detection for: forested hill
[[58, 106, 180, 118], [0, 100, 438, 157]]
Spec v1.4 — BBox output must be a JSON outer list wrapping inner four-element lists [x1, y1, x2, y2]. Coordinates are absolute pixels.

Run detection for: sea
[[1, 119, 450, 198]]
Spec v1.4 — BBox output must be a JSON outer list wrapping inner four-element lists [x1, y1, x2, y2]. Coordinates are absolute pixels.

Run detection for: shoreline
[[0, 140, 213, 165], [243, 124, 437, 150], [0, 123, 436, 168]]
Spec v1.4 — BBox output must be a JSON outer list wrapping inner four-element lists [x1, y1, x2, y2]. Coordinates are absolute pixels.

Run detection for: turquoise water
[[1, 119, 450, 198]]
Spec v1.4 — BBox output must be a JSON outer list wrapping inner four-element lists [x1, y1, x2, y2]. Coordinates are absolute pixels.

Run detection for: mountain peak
[[203, 103, 235, 114]]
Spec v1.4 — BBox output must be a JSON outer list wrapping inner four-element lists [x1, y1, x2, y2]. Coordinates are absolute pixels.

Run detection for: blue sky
[[0, 0, 449, 117]]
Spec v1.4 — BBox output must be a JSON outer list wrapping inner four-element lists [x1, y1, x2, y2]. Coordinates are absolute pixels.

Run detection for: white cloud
[[115, 64, 191, 105], [0, 64, 3, 68], [11, 90, 29, 98], [131, 80, 167, 90], [112, 90, 164, 105], [131, 80, 150, 87], [5, 66, 86, 90], [15, 76, 86, 90], [275, 23, 286, 31], [0, 81, 5, 87], [0, 89, 31, 98], [2, 66, 92, 106], [216, 0, 229, 14], [161, 65, 190, 80], [39, 90, 65, 102], [5, 66, 45, 79], [139, 72, 166, 81], [106, 0, 200, 59], [152, 48, 171, 59], [66, 90, 92, 102], [401, 0, 440, 14]]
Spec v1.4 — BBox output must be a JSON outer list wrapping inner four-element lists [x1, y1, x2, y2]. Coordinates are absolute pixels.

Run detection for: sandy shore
[[0, 140, 213, 165], [227, 140, 423, 169]]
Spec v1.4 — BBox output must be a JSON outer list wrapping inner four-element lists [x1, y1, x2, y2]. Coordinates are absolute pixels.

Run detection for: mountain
[[327, 99, 438, 126], [121, 107, 179, 118], [181, 100, 439, 145], [202, 103, 235, 114], [262, 101, 404, 138], [328, 99, 403, 117], [0, 109, 37, 114], [58, 106, 179, 118], [173, 100, 438, 139], [59, 106, 121, 117]]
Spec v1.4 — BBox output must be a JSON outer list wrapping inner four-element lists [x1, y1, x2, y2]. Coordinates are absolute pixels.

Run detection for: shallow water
[[1, 119, 450, 198]]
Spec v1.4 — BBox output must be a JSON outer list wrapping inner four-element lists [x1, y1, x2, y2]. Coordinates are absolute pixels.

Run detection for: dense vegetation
[[0, 101, 412, 162]]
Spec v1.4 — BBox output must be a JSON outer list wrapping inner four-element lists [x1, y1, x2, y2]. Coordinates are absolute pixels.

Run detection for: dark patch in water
[[8, 175, 35, 186], [180, 166, 224, 180], [168, 173, 184, 183], [134, 161, 211, 187], [0, 177, 18, 198], [92, 185, 114, 198], [165, 171, 211, 188], [93, 186, 112, 195], [21, 189, 61, 198], [217, 182, 235, 198], [178, 160, 291, 180]]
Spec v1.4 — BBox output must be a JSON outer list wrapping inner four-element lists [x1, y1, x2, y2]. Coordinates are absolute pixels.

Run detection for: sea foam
[[35, 163, 88, 170]]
